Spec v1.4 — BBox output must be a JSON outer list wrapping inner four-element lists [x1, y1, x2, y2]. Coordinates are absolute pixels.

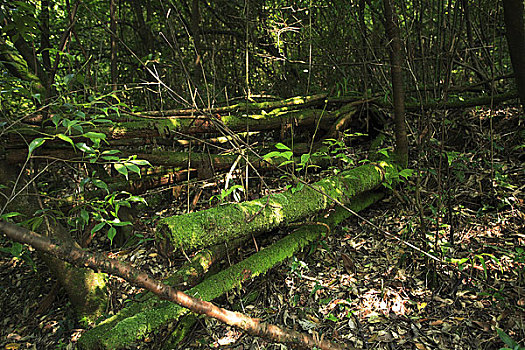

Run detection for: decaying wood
[[157, 163, 385, 253], [137, 93, 328, 116], [0, 221, 350, 350], [77, 191, 382, 349]]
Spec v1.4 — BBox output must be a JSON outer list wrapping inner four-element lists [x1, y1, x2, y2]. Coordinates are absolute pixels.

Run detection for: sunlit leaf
[[91, 221, 105, 234], [27, 138, 46, 159], [114, 163, 128, 179], [57, 134, 75, 149], [125, 163, 141, 176], [275, 143, 291, 150], [83, 132, 106, 140], [92, 179, 108, 192]]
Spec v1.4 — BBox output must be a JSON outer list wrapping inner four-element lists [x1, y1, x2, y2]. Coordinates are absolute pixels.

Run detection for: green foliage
[[0, 241, 36, 271], [314, 133, 358, 169], [209, 185, 245, 204], [497, 328, 525, 350], [288, 256, 309, 278], [262, 143, 294, 166], [374, 149, 413, 190]]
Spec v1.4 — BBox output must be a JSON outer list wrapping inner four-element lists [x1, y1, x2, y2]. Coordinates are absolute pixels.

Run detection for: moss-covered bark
[[0, 163, 107, 323], [5, 107, 340, 145], [78, 191, 383, 349], [139, 93, 328, 116], [76, 236, 247, 349], [157, 163, 385, 253]]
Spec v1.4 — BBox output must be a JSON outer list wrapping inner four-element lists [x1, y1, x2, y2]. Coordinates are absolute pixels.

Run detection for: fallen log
[[157, 162, 385, 253], [379, 90, 519, 111], [0, 220, 349, 350], [78, 190, 383, 349], [137, 93, 328, 117], [4, 107, 339, 145]]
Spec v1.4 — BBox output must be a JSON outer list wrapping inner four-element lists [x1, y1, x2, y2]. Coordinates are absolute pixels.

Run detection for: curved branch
[[0, 220, 349, 350]]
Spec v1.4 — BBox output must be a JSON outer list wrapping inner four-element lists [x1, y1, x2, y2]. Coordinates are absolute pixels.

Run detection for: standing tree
[[503, 0, 525, 111], [383, 0, 409, 168]]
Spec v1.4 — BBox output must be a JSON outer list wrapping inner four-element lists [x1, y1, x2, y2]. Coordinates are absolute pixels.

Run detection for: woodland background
[[0, 0, 524, 349]]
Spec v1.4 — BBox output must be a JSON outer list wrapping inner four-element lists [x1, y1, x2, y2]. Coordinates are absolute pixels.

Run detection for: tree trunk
[[109, 0, 118, 90], [78, 191, 382, 349], [502, 0, 525, 112], [0, 163, 108, 322], [40, 0, 51, 71], [383, 0, 409, 168], [157, 163, 385, 253]]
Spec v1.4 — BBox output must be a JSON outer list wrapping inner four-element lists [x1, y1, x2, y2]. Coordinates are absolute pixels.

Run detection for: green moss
[[157, 163, 385, 253], [80, 191, 384, 349]]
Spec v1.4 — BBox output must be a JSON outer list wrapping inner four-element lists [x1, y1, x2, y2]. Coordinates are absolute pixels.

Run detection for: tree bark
[[157, 163, 385, 253], [502, 0, 525, 112], [109, 0, 118, 90], [383, 0, 409, 168], [40, 0, 51, 71], [0, 220, 350, 350], [78, 191, 381, 349]]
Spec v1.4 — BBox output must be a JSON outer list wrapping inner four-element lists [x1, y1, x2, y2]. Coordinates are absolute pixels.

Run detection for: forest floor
[[0, 106, 524, 349]]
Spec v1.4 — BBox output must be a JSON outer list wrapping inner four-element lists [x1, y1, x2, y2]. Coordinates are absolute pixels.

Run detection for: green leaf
[[497, 328, 518, 348], [114, 163, 129, 179], [76, 142, 95, 153], [300, 154, 310, 165], [32, 93, 41, 104], [107, 226, 117, 245], [101, 150, 120, 155], [27, 138, 46, 159], [110, 220, 131, 227], [91, 221, 105, 235], [262, 151, 282, 160], [399, 169, 413, 179], [71, 124, 84, 134], [57, 134, 75, 149], [274, 143, 291, 150], [75, 110, 86, 119], [64, 73, 75, 85], [83, 132, 107, 140], [220, 185, 244, 200], [0, 212, 22, 220], [281, 151, 293, 160], [279, 160, 294, 167], [125, 163, 141, 176], [10, 242, 24, 257], [101, 155, 120, 161], [31, 217, 43, 231], [129, 159, 151, 166], [51, 114, 61, 127], [80, 209, 89, 225], [128, 195, 147, 204], [92, 179, 109, 193], [325, 314, 338, 322]]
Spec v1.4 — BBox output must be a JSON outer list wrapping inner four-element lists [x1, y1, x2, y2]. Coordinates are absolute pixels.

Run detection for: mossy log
[[157, 163, 385, 253], [76, 235, 248, 349], [78, 190, 383, 349], [138, 93, 328, 116], [5, 107, 341, 145], [4, 97, 371, 147], [389, 90, 519, 111]]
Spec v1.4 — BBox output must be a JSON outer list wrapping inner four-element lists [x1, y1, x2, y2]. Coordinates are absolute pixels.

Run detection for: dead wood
[[137, 93, 328, 116], [0, 220, 350, 350], [77, 190, 382, 349], [157, 163, 385, 253]]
